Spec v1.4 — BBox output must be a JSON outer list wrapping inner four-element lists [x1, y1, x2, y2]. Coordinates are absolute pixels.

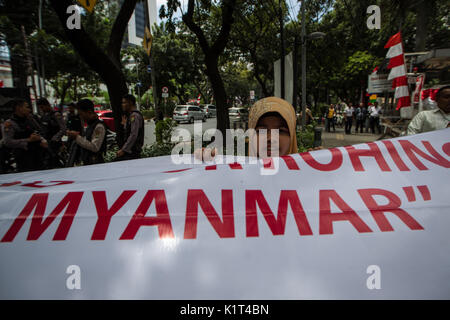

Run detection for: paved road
[[319, 125, 381, 148], [144, 117, 218, 146]]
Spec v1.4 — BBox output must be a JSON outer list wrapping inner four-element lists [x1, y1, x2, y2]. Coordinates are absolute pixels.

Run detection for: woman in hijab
[[248, 96, 298, 157], [195, 97, 298, 160]]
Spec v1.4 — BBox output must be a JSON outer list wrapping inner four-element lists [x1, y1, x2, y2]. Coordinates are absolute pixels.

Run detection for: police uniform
[[40, 110, 66, 144], [3, 114, 46, 172], [66, 111, 82, 133], [116, 110, 144, 161], [75, 118, 107, 165], [40, 110, 66, 168]]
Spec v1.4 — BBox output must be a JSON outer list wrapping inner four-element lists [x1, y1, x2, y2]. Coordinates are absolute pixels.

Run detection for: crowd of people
[[1, 86, 449, 175], [0, 94, 144, 174], [324, 101, 383, 135]]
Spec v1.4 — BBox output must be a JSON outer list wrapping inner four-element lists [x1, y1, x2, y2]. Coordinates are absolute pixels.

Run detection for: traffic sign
[[77, 0, 98, 13], [162, 93, 169, 98], [143, 27, 153, 56], [147, 65, 152, 73], [162, 87, 169, 93]]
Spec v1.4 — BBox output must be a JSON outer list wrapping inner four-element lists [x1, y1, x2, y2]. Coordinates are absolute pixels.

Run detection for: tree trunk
[[254, 70, 269, 97], [60, 78, 72, 105], [9, 49, 30, 103], [73, 76, 78, 101], [49, 0, 138, 146], [182, 0, 236, 149], [205, 57, 229, 140], [415, 0, 430, 52]]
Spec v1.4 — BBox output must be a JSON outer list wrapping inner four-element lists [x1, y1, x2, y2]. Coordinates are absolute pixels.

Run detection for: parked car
[[200, 104, 216, 118], [173, 105, 206, 123], [228, 107, 249, 123], [96, 110, 116, 132]]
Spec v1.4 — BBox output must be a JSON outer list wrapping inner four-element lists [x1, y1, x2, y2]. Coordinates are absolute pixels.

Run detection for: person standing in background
[[355, 103, 365, 134], [3, 99, 48, 172], [114, 94, 145, 161], [67, 99, 107, 165], [369, 101, 382, 134], [344, 103, 355, 134], [326, 104, 335, 132], [37, 98, 66, 168]]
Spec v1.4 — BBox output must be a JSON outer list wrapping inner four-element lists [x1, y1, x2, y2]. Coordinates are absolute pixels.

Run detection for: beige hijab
[[248, 97, 298, 156]]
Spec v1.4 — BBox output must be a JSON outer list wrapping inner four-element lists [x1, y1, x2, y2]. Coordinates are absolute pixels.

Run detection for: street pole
[[143, 0, 160, 119], [293, 34, 299, 113], [301, 0, 307, 129], [136, 57, 141, 110], [21, 25, 38, 113], [38, 0, 47, 97], [280, 0, 285, 99]]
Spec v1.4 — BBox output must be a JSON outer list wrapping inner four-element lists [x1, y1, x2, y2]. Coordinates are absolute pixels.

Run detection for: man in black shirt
[[3, 99, 48, 172], [37, 98, 66, 168], [114, 94, 144, 161], [67, 99, 107, 165], [66, 102, 82, 133]]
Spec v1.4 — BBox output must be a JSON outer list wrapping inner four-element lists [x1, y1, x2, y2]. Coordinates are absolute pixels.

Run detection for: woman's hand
[[307, 146, 324, 152], [194, 147, 217, 162]]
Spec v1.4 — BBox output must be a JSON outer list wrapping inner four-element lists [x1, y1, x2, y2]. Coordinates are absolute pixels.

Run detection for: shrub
[[141, 143, 174, 158], [297, 123, 317, 152], [141, 109, 155, 120], [155, 118, 178, 144], [104, 145, 119, 163]]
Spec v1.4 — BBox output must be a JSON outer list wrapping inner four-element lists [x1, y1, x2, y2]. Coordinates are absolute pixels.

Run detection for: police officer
[[64, 102, 83, 167], [114, 94, 144, 161], [3, 99, 48, 172], [67, 99, 107, 165], [355, 103, 365, 134], [37, 98, 66, 168], [66, 102, 82, 133]]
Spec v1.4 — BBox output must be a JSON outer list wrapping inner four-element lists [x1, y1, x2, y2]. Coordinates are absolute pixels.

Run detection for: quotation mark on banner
[[366, 265, 381, 290], [66, 265, 81, 290], [402, 185, 431, 203]]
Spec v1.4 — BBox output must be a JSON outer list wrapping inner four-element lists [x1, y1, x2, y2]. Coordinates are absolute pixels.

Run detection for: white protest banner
[[0, 129, 449, 299]]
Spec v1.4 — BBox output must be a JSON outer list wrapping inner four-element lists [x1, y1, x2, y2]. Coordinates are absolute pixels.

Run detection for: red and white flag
[[414, 74, 425, 104], [385, 32, 410, 110]]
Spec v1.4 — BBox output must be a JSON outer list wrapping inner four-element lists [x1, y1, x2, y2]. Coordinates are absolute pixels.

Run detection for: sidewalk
[[318, 125, 382, 148]]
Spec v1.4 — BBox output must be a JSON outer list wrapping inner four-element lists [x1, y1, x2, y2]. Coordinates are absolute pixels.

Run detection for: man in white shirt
[[369, 101, 382, 134], [406, 86, 450, 135], [344, 104, 354, 134]]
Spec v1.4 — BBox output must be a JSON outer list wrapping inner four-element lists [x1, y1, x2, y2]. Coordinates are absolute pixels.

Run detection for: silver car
[[200, 104, 217, 118], [173, 105, 206, 123], [229, 107, 249, 123]]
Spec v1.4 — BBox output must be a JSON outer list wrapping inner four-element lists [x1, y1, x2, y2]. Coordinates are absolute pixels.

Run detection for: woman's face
[[254, 114, 291, 157]]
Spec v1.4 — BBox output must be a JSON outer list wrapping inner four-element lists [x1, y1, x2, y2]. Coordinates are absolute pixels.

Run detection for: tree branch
[[107, 0, 139, 64], [182, 0, 210, 53], [211, 0, 236, 56], [49, 0, 118, 82]]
